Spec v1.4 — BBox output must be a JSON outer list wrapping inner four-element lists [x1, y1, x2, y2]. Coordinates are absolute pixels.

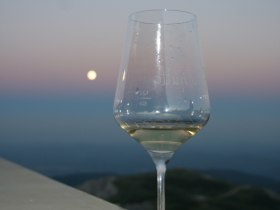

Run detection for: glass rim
[[129, 9, 197, 25]]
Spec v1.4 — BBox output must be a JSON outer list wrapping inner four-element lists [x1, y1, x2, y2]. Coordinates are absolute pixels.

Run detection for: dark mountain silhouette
[[54, 169, 280, 210]]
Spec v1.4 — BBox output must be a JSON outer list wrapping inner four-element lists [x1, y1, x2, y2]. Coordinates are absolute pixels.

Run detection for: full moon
[[87, 70, 97, 80]]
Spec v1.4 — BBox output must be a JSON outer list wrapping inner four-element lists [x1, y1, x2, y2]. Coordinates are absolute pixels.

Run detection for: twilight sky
[[0, 0, 279, 96], [0, 0, 280, 178]]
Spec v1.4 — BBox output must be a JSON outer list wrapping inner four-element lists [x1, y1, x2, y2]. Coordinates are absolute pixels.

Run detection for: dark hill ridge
[[75, 169, 280, 210], [53, 168, 280, 192], [53, 172, 114, 186], [200, 169, 280, 193]]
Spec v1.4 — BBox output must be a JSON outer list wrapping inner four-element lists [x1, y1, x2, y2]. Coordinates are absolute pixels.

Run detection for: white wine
[[121, 123, 203, 154]]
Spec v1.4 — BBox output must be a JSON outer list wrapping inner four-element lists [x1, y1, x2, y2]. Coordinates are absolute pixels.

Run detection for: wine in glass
[[113, 9, 210, 210]]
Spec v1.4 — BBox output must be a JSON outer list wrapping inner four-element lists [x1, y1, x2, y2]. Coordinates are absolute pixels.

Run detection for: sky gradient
[[0, 0, 280, 180], [0, 0, 279, 96]]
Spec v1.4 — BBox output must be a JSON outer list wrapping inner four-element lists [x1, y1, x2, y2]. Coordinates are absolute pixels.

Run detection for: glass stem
[[156, 160, 166, 210]]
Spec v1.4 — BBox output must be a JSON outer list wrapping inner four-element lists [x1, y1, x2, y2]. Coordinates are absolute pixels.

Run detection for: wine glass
[[113, 9, 210, 210]]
